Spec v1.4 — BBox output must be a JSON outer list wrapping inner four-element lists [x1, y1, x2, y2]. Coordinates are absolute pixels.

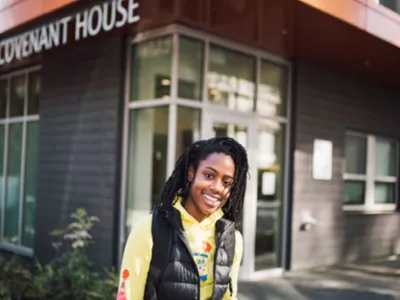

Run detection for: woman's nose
[[209, 179, 224, 194]]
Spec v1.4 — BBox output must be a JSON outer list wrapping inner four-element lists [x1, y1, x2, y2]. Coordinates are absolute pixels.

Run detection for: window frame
[[344, 130, 398, 212], [126, 26, 289, 174], [0, 65, 41, 257]]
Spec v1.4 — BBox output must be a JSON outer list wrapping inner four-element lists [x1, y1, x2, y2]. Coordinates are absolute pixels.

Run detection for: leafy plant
[[50, 208, 99, 250], [0, 208, 118, 300], [0, 255, 45, 299]]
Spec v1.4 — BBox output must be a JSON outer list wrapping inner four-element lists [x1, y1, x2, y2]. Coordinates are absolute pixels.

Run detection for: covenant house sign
[[0, 0, 140, 66]]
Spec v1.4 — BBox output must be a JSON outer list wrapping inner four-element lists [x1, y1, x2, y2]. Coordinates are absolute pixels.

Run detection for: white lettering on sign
[[103, 1, 117, 31], [0, 0, 140, 66], [116, 0, 128, 28]]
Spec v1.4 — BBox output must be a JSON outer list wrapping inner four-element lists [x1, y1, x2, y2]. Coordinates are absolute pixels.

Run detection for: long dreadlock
[[157, 137, 249, 224]]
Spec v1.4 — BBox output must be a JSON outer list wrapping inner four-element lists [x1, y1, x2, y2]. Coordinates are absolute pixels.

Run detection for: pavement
[[238, 256, 400, 300]]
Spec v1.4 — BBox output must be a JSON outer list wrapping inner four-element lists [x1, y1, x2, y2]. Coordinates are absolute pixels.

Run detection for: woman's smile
[[202, 192, 221, 208]]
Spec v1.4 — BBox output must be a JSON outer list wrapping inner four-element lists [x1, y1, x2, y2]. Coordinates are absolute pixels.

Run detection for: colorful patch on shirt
[[117, 281, 127, 300], [193, 249, 211, 282], [202, 241, 212, 252], [122, 269, 130, 280]]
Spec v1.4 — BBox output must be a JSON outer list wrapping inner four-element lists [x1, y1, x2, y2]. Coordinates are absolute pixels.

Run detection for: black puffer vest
[[144, 207, 236, 300]]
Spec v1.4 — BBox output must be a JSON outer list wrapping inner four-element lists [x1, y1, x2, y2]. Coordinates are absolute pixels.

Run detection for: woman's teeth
[[204, 194, 219, 203]]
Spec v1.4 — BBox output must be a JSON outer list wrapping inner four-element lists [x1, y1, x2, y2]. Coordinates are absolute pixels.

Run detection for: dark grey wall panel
[[35, 35, 123, 268], [291, 62, 400, 270]]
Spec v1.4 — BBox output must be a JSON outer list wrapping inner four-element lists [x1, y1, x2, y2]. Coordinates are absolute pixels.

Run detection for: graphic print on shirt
[[117, 269, 130, 300], [193, 241, 213, 282]]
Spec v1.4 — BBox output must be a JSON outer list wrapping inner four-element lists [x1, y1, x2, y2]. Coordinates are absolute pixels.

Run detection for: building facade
[[0, 0, 399, 279]]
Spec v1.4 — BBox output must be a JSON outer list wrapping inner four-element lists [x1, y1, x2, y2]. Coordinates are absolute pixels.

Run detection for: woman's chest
[[184, 226, 217, 285]]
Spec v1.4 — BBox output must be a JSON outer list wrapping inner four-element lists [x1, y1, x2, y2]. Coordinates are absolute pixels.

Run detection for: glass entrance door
[[203, 113, 284, 278], [254, 119, 285, 271], [203, 113, 258, 278]]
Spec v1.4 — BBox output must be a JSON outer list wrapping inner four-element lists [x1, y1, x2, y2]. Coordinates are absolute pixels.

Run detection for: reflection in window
[[4, 123, 23, 243], [28, 72, 40, 115], [374, 182, 395, 204], [131, 36, 172, 101], [0, 80, 6, 118], [345, 134, 366, 174], [208, 45, 255, 112], [23, 121, 39, 247], [375, 137, 396, 177], [344, 181, 365, 205], [10, 76, 25, 117], [176, 107, 201, 159], [258, 62, 287, 117], [213, 123, 248, 148], [374, 137, 397, 204], [255, 119, 285, 270], [125, 107, 169, 236], [179, 37, 203, 100]]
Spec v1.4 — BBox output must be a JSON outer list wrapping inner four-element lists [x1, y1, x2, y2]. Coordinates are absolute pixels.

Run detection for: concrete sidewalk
[[238, 257, 400, 300]]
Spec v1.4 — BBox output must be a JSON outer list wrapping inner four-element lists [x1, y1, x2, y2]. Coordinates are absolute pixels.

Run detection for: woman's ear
[[187, 165, 194, 183]]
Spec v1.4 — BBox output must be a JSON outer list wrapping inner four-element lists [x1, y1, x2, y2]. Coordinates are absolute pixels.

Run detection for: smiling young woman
[[117, 137, 249, 300]]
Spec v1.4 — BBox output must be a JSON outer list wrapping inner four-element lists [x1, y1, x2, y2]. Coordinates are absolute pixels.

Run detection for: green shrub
[[0, 208, 118, 300]]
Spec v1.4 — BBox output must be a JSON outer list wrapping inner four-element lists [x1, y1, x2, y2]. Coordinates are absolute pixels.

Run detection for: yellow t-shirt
[[117, 199, 243, 300]]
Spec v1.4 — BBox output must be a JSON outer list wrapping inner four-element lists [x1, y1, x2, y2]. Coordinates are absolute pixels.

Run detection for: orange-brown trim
[[0, 0, 78, 36]]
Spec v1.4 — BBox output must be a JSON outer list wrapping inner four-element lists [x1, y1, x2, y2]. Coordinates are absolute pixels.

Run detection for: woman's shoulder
[[137, 213, 153, 227], [234, 229, 243, 243], [127, 213, 153, 239], [233, 229, 243, 258]]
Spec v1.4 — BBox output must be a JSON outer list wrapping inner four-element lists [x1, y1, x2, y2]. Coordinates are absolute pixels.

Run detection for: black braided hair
[[157, 137, 249, 224]]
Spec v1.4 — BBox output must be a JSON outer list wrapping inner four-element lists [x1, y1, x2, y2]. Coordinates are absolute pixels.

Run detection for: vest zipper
[[173, 227, 201, 299], [228, 277, 233, 297]]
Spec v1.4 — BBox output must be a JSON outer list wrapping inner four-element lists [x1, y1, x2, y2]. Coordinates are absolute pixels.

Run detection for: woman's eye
[[224, 181, 232, 187], [205, 173, 214, 179]]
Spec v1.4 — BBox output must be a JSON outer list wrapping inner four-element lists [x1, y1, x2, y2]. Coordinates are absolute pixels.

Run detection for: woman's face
[[185, 152, 235, 222]]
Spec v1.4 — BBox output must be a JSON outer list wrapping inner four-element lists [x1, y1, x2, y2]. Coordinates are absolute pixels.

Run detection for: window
[[176, 107, 201, 160], [344, 131, 398, 210], [258, 61, 287, 117], [255, 119, 285, 270], [125, 107, 169, 236], [208, 45, 256, 112], [373, 0, 400, 14], [131, 36, 172, 101], [0, 69, 40, 252], [178, 37, 204, 100]]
